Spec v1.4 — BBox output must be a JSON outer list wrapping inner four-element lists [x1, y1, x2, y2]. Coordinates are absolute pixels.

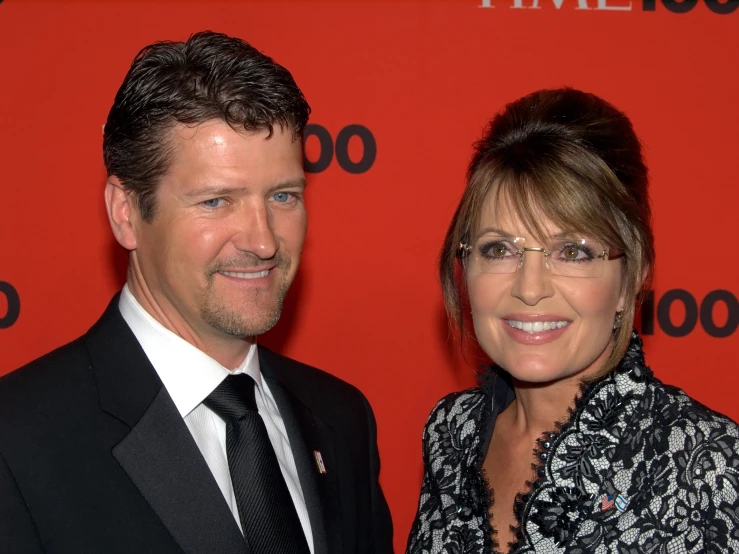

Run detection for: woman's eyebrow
[[477, 227, 513, 236]]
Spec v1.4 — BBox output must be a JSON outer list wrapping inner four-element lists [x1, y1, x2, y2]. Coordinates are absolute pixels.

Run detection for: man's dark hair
[[103, 31, 311, 221]]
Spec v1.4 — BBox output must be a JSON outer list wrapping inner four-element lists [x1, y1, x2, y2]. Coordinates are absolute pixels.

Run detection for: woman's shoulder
[[419, 387, 490, 474], [650, 377, 739, 436], [644, 377, 739, 477], [423, 387, 487, 428], [616, 333, 738, 440], [420, 387, 489, 452]]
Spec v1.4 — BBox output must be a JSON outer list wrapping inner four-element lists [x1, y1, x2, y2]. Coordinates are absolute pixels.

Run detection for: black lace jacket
[[406, 333, 739, 553]]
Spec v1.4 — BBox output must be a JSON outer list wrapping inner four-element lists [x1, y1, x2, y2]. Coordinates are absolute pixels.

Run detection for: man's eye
[[202, 198, 224, 208], [273, 192, 292, 203]]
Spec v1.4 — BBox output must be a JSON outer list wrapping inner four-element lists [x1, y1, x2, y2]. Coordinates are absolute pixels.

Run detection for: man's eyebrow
[[184, 185, 246, 199], [265, 177, 306, 195], [184, 178, 306, 199]]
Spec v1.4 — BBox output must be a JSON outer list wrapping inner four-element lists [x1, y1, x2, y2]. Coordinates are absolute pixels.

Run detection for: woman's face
[[466, 193, 626, 385]]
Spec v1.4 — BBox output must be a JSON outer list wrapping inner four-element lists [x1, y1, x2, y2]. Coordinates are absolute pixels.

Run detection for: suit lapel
[[112, 387, 248, 554], [86, 296, 248, 554], [259, 348, 342, 554]]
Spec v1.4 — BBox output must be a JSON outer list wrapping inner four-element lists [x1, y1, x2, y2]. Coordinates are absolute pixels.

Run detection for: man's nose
[[231, 200, 278, 259]]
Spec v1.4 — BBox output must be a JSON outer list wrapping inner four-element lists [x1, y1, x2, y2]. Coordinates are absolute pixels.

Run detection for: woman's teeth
[[505, 320, 570, 333]]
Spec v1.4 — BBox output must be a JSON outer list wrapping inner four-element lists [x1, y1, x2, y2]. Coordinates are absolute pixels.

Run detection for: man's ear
[[104, 176, 138, 251]]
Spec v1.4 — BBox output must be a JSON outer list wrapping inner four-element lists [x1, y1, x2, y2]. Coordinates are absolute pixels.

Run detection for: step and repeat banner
[[1, 0, 737, 549]]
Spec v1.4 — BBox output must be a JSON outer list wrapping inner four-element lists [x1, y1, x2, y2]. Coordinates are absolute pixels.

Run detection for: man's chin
[[201, 303, 284, 338], [227, 318, 281, 338]]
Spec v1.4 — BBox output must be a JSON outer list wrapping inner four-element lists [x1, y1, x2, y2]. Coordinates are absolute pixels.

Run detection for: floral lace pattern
[[406, 333, 739, 553]]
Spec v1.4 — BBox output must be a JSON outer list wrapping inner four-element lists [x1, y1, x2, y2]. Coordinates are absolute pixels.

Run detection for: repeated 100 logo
[[640, 289, 738, 338], [0, 282, 20, 329], [303, 124, 376, 174]]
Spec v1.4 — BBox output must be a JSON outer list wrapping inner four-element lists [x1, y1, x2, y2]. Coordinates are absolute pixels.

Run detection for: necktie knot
[[203, 374, 258, 423]]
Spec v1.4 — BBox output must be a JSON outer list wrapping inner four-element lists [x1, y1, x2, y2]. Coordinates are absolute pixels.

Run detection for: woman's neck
[[500, 343, 614, 441], [503, 378, 582, 441]]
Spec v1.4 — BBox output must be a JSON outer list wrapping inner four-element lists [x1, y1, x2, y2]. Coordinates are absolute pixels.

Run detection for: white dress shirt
[[118, 285, 314, 552]]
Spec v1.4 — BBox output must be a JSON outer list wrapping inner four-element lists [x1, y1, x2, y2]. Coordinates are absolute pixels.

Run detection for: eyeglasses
[[458, 234, 623, 278]]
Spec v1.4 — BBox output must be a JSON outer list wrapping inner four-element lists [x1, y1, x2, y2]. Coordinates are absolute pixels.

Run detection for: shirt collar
[[118, 284, 262, 418]]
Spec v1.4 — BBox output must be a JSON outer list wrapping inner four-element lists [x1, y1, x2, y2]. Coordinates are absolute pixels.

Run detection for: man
[[0, 31, 393, 554]]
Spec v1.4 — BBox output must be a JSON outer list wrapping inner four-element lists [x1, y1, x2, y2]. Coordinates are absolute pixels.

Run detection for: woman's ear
[[619, 262, 651, 313], [104, 176, 138, 251], [639, 265, 651, 291]]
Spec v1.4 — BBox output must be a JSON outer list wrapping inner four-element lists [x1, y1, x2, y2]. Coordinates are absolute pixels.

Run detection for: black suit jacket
[[0, 297, 393, 554]]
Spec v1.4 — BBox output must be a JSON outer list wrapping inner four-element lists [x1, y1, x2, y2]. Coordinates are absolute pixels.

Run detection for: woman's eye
[[202, 198, 224, 208], [557, 242, 593, 262], [562, 245, 580, 260], [481, 242, 512, 258]]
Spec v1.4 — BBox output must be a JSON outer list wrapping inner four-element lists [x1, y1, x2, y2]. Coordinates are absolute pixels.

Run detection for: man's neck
[[125, 273, 254, 370]]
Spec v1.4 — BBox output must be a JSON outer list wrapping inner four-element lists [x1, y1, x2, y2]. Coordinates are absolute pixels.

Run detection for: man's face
[[130, 120, 306, 343]]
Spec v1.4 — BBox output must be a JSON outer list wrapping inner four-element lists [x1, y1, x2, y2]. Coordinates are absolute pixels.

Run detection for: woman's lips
[[501, 316, 571, 345]]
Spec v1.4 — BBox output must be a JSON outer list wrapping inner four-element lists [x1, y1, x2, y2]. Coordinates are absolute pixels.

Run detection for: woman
[[406, 88, 739, 553]]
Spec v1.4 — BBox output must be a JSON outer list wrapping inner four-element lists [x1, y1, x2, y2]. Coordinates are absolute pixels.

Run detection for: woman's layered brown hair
[[440, 88, 655, 377]]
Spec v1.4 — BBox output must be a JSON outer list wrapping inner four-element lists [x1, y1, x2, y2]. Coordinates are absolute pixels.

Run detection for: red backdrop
[[1, 1, 737, 551]]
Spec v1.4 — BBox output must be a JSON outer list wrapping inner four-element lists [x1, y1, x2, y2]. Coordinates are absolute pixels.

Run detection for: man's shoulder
[[0, 295, 123, 402], [0, 335, 95, 440], [0, 336, 91, 399]]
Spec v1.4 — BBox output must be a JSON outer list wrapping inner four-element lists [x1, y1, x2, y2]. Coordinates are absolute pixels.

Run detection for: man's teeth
[[506, 320, 569, 333], [220, 270, 269, 279]]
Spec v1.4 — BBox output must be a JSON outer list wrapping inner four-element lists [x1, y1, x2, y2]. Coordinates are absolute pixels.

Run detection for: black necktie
[[203, 374, 311, 554]]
